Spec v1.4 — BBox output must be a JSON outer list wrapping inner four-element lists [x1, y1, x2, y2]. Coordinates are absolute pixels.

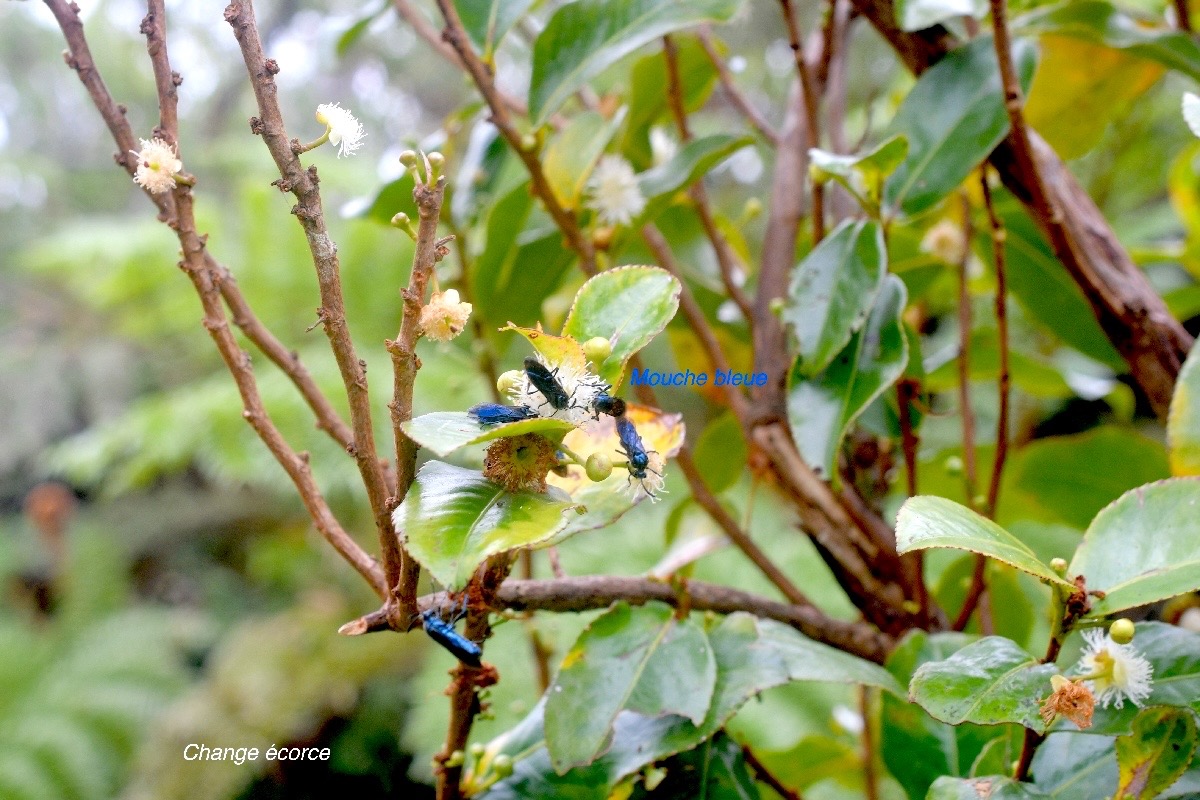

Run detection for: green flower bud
[[469, 743, 486, 758], [399, 150, 419, 168], [497, 370, 523, 396], [519, 133, 538, 152], [944, 455, 964, 476], [492, 755, 514, 778], [391, 212, 417, 240], [446, 750, 465, 768], [585, 453, 613, 482], [1110, 618, 1135, 645], [1050, 558, 1068, 576], [582, 337, 611, 363], [428, 151, 445, 180]]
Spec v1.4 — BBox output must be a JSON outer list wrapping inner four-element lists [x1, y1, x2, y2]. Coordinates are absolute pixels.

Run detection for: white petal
[[1183, 92, 1200, 138]]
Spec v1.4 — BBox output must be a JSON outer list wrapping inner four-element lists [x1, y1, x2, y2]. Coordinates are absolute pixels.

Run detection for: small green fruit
[[1050, 557, 1068, 576], [399, 150, 419, 168], [585, 453, 613, 482], [492, 755, 513, 778], [1109, 618, 1135, 644], [583, 337, 611, 363]]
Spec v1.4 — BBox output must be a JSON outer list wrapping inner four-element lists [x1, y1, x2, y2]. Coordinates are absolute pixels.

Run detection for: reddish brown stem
[[779, 0, 826, 245], [743, 744, 804, 799], [697, 26, 782, 147]]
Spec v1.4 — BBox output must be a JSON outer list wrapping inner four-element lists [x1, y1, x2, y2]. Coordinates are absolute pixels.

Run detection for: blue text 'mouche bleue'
[[628, 367, 769, 387]]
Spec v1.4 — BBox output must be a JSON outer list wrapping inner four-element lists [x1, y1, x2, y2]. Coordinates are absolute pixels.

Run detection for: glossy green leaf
[[897, 496, 1075, 588], [637, 134, 754, 222], [1168, 341, 1200, 476], [544, 602, 716, 772], [1069, 478, 1200, 615], [1016, 0, 1200, 81], [1115, 707, 1197, 800], [1030, 732, 1119, 799], [881, 631, 1006, 800], [784, 219, 887, 377], [692, 412, 747, 494], [543, 109, 626, 210], [1004, 427, 1169, 530], [987, 195, 1123, 368], [401, 412, 575, 458], [529, 0, 743, 125], [394, 461, 576, 589], [927, 776, 1052, 799], [885, 36, 1036, 216], [1078, 623, 1200, 736], [787, 274, 908, 479], [562, 266, 681, 386], [809, 135, 909, 213], [910, 637, 1060, 732], [455, 0, 534, 56], [895, 0, 986, 32]]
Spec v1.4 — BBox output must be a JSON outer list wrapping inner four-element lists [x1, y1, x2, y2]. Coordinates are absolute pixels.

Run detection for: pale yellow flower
[[131, 138, 182, 194], [419, 289, 472, 342]]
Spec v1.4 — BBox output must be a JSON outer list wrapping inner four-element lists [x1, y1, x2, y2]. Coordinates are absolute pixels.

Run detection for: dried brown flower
[[1040, 674, 1094, 729]]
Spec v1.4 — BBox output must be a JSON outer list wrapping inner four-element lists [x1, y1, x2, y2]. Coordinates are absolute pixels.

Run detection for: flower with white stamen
[[508, 355, 606, 427], [131, 138, 182, 194], [316, 102, 366, 157], [419, 289, 472, 342], [625, 451, 667, 502], [1073, 628, 1154, 709], [586, 155, 646, 227]]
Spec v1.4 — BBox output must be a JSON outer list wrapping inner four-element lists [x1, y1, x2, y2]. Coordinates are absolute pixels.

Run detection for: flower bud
[[391, 212, 417, 240], [428, 151, 445, 180], [492, 755, 513, 778], [399, 150, 419, 168], [497, 370, 523, 396], [944, 455, 964, 476], [585, 453, 613, 482], [1050, 558, 1068, 576], [469, 743, 486, 758], [582, 337, 611, 364], [1109, 618, 1135, 645], [519, 133, 538, 152], [446, 750, 465, 768]]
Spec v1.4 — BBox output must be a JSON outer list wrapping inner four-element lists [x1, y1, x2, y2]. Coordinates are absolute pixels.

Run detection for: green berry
[[1109, 618, 1135, 644], [492, 755, 513, 778], [582, 337, 611, 363], [585, 453, 613, 482]]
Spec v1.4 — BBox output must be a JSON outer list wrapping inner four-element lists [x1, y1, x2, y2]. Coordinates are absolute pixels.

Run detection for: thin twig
[[696, 26, 782, 147], [224, 0, 404, 601], [743, 743, 804, 800], [433, 0, 597, 275], [897, 379, 920, 496], [861, 687, 879, 800], [44, 0, 386, 598], [955, 192, 978, 510], [1175, 0, 1193, 32], [779, 0, 826, 245], [343, 575, 893, 663], [662, 35, 755, 324], [981, 171, 1010, 518]]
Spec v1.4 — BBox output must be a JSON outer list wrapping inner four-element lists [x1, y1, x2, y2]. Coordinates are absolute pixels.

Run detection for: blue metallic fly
[[419, 600, 482, 667], [616, 416, 660, 496], [590, 393, 626, 419], [468, 402, 539, 426]]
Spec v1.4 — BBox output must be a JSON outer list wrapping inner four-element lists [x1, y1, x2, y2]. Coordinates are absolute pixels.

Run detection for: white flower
[[316, 102, 365, 157], [625, 450, 667, 502], [920, 219, 968, 265], [130, 138, 182, 194], [586, 155, 646, 227], [508, 355, 606, 426], [1074, 628, 1154, 709], [1184, 92, 1200, 138], [419, 289, 472, 342]]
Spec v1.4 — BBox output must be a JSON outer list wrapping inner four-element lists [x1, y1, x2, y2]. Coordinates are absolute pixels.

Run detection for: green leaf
[[885, 36, 1037, 216], [896, 496, 1076, 588], [882, 631, 1004, 800], [692, 412, 747, 494], [909, 637, 1060, 732], [1115, 707, 1197, 800], [637, 134, 754, 222], [622, 35, 719, 166], [561, 265, 681, 387], [1030, 732, 1119, 799], [543, 109, 626, 210], [1069, 478, 1200, 616], [336, 1, 388, 57], [809, 135, 909, 213], [454, 0, 534, 56], [544, 602, 716, 773], [787, 275, 909, 479], [395, 461, 576, 589], [1078, 622, 1200, 736], [401, 412, 575, 458], [1168, 341, 1200, 476], [528, 0, 743, 125], [1003, 427, 1169, 530], [632, 733, 760, 800], [927, 776, 1052, 799], [1016, 0, 1200, 81], [784, 219, 887, 377], [895, 0, 987, 32]]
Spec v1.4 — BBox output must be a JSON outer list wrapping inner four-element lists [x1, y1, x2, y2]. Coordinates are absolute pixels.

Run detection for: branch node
[[264, 58, 280, 75], [249, 116, 265, 135]]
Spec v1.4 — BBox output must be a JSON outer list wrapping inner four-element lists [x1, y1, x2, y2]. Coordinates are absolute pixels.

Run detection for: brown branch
[[848, 0, 1193, 417], [224, 0, 403, 597], [982, 172, 1010, 517], [344, 575, 892, 663], [1174, 0, 1193, 32], [779, 0, 826, 245], [662, 35, 755, 324], [897, 379, 920, 497], [696, 27, 782, 147], [861, 687, 879, 800], [433, 0, 597, 275], [743, 744, 804, 800], [44, 0, 386, 598], [956, 194, 979, 510]]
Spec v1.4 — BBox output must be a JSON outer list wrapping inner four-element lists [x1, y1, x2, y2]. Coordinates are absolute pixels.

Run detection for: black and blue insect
[[468, 402, 539, 426], [522, 356, 582, 414], [591, 393, 626, 420], [615, 416, 660, 496], [419, 600, 482, 667]]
